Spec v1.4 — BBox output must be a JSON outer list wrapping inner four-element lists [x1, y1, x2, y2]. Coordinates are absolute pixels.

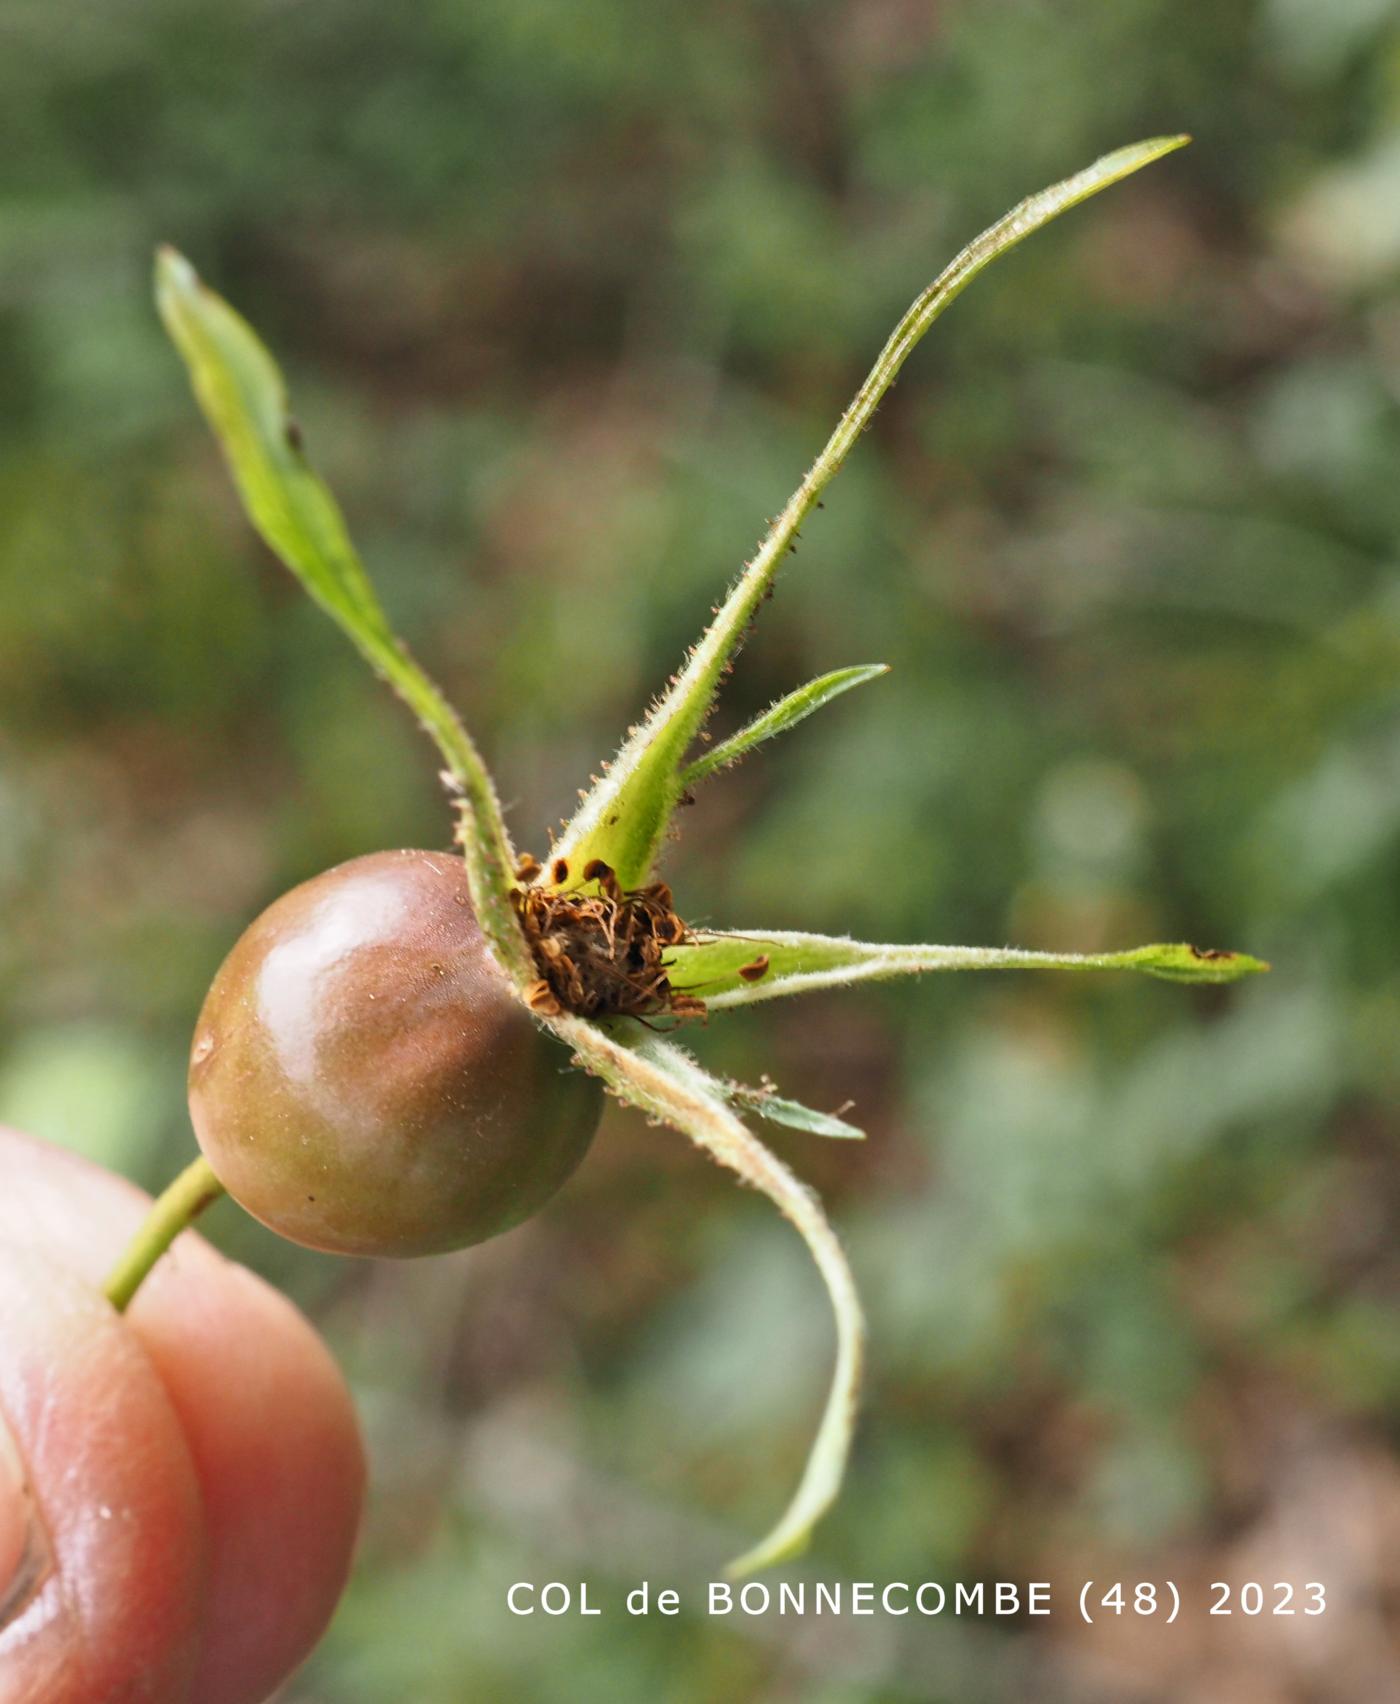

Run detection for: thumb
[[0, 1247, 205, 1704]]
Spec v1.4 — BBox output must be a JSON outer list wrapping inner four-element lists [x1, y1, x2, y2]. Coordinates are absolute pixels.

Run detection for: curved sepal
[[550, 1014, 865, 1574]]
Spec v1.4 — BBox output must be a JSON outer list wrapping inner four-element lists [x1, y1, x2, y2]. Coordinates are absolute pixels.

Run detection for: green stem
[[103, 1155, 226, 1313]]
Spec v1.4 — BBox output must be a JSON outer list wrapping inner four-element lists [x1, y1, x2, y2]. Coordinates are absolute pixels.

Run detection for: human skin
[[0, 1127, 365, 1703]]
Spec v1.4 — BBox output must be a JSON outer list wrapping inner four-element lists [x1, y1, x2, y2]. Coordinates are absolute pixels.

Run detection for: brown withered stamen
[[525, 979, 562, 1017], [511, 859, 704, 1024]]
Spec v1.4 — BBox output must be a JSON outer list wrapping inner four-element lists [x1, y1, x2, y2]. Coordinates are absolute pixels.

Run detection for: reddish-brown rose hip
[[188, 849, 602, 1256]]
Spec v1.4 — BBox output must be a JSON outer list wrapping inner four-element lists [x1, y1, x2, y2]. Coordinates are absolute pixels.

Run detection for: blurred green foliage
[[3, 0, 1399, 1698]]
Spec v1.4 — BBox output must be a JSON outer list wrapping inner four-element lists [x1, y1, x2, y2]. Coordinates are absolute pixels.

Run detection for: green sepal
[[155, 247, 534, 986], [668, 929, 1269, 1010], [547, 137, 1190, 890], [680, 665, 888, 790], [157, 247, 393, 650], [549, 1014, 865, 1574], [724, 1081, 866, 1139]]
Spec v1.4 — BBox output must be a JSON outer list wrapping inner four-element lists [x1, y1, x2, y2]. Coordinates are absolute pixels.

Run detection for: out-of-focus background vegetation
[[3, 1, 1399, 1698]]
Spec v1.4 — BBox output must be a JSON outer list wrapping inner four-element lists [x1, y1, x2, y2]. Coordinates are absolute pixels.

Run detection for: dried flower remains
[[513, 858, 704, 1022]]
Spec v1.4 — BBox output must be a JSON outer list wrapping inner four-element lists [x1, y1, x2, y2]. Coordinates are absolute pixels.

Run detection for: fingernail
[[0, 1405, 47, 1628]]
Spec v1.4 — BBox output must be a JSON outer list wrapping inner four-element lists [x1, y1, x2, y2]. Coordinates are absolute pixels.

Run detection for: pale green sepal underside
[[154, 247, 535, 987], [680, 665, 888, 790], [547, 135, 1191, 892], [549, 1014, 865, 1575], [670, 930, 1270, 1010], [724, 1080, 865, 1140]]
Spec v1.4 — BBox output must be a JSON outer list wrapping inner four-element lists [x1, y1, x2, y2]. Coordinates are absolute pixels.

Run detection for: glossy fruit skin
[[188, 849, 601, 1257]]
